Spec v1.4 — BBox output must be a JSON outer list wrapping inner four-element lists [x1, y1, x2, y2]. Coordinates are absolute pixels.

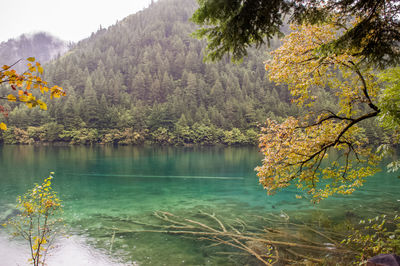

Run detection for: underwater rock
[[367, 254, 400, 266], [345, 210, 357, 219], [245, 240, 270, 254]]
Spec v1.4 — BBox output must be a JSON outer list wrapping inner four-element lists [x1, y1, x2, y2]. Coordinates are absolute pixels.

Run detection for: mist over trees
[[0, 32, 69, 73]]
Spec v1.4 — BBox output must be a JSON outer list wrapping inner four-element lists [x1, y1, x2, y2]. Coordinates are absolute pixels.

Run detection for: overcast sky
[[0, 0, 153, 43]]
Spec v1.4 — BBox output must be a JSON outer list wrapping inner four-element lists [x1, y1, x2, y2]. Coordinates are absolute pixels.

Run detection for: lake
[[0, 145, 399, 265]]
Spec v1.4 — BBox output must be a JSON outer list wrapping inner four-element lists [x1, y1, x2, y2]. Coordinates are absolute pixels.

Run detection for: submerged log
[[103, 210, 353, 265]]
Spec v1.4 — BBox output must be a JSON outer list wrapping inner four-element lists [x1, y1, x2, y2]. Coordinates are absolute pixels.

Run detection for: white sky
[[0, 0, 153, 43]]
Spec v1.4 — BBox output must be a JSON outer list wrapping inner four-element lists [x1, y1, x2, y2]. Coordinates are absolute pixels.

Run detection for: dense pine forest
[[0, 0, 304, 145]]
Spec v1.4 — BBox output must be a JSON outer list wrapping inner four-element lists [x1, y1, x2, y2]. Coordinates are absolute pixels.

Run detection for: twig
[[285, 248, 324, 263], [184, 218, 219, 233], [227, 223, 242, 235], [109, 230, 116, 253], [153, 211, 189, 227], [199, 211, 227, 232]]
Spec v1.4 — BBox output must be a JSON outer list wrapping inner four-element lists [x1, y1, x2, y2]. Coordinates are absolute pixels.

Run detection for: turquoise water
[[0, 145, 399, 265]]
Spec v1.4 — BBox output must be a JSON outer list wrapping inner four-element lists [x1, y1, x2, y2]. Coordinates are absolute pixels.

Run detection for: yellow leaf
[[19, 95, 28, 102], [37, 100, 47, 110], [7, 94, 16, 102], [36, 62, 44, 74], [27, 57, 35, 62], [0, 123, 7, 131]]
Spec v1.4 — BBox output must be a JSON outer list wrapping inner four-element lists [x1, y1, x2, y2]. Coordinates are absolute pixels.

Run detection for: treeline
[[0, 123, 258, 145]]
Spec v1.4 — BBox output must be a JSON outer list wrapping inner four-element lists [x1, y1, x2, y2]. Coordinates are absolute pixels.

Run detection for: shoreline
[[0, 125, 259, 146]]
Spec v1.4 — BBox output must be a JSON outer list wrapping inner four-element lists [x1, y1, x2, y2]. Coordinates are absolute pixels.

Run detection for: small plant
[[343, 214, 400, 264], [3, 173, 62, 266]]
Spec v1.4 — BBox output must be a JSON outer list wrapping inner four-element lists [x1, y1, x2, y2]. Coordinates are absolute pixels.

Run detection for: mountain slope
[[2, 0, 301, 144]]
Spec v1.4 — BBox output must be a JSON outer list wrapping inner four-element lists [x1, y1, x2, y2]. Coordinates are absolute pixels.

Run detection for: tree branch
[[348, 60, 379, 112]]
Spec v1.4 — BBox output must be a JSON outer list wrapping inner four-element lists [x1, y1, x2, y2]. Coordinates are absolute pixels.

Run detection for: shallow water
[[0, 145, 399, 265]]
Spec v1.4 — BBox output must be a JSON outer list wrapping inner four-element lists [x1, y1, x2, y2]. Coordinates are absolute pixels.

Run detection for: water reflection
[[0, 144, 399, 265], [0, 233, 130, 266]]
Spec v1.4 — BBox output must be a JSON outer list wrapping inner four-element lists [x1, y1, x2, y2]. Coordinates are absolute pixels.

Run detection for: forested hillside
[[1, 0, 305, 145]]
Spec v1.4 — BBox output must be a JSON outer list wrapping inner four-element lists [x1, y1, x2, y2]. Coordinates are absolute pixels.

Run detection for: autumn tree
[[0, 57, 65, 130], [3, 173, 62, 266], [255, 20, 400, 201], [191, 0, 400, 199]]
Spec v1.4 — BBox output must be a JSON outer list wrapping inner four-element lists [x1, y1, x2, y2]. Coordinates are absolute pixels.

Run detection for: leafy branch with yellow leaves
[[0, 57, 65, 130], [256, 21, 395, 202]]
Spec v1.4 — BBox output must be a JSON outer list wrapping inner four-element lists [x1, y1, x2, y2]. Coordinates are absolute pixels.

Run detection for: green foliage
[[191, 0, 286, 61], [0, 124, 256, 145], [375, 68, 400, 173], [174, 124, 195, 145], [192, 0, 400, 66], [378, 67, 400, 131], [191, 123, 221, 144], [223, 128, 247, 145], [151, 127, 173, 145], [2, 173, 62, 266], [0, 127, 33, 144], [244, 128, 259, 145], [344, 214, 400, 263], [100, 128, 144, 145], [1, 127, 19, 144], [64, 128, 99, 145]]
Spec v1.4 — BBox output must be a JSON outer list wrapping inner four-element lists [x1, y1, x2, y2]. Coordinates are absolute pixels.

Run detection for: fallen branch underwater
[[103, 210, 353, 265]]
